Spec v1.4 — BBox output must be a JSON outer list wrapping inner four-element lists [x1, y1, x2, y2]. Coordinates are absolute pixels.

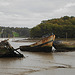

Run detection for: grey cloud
[[0, 0, 75, 28]]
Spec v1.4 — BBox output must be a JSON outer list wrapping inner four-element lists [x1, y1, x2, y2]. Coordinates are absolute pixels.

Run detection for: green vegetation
[[0, 16, 75, 38], [30, 16, 75, 38], [12, 32, 19, 37], [0, 27, 30, 38]]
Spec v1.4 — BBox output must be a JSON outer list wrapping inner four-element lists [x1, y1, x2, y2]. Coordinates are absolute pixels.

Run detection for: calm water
[[0, 38, 75, 75]]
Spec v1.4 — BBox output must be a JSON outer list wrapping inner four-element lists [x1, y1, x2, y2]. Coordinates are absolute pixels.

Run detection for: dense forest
[[30, 16, 75, 38], [0, 27, 30, 38]]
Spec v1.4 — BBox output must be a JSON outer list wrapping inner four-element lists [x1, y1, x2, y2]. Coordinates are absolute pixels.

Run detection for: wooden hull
[[20, 46, 52, 52], [0, 50, 24, 57], [0, 40, 24, 57], [53, 41, 75, 52], [20, 34, 55, 52]]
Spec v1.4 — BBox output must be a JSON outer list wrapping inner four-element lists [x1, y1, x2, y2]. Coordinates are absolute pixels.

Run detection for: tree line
[[0, 16, 75, 38], [30, 16, 75, 38], [0, 27, 30, 38]]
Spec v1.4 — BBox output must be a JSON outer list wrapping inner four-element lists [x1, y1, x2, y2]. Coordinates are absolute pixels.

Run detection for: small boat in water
[[20, 34, 55, 52], [0, 39, 24, 57]]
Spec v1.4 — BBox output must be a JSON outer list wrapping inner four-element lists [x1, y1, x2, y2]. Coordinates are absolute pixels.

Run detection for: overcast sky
[[0, 0, 75, 28]]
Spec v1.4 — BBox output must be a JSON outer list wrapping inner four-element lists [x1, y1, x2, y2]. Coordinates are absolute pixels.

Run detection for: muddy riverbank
[[0, 51, 75, 75], [0, 38, 75, 75]]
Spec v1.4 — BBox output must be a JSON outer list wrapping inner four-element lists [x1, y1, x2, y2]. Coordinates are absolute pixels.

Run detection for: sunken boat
[[53, 40, 75, 52], [20, 34, 55, 52], [0, 39, 24, 57]]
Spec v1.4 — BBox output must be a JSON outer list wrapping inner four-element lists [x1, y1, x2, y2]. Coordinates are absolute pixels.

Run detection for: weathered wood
[[20, 34, 55, 52], [53, 41, 75, 52], [0, 39, 24, 57]]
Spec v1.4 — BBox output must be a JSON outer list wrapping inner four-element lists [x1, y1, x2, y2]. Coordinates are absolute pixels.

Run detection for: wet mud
[[0, 40, 75, 75]]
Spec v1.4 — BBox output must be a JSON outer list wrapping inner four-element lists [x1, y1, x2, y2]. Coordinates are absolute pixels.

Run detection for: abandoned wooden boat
[[0, 39, 24, 57], [53, 40, 75, 52], [20, 34, 55, 52]]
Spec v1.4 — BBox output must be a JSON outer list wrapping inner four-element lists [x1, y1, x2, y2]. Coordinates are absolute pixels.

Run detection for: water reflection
[[28, 52, 54, 60]]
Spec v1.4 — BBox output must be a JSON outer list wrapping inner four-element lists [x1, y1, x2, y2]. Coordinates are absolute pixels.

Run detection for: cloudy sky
[[0, 0, 75, 28]]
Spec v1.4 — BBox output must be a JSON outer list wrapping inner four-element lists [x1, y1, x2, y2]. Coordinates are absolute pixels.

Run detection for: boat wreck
[[53, 40, 75, 52], [0, 39, 24, 57], [20, 34, 55, 52]]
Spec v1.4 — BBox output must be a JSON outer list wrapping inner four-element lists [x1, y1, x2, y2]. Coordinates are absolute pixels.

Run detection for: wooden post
[[66, 32, 67, 41]]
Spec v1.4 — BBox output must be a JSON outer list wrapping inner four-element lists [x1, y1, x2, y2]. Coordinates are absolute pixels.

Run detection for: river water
[[0, 38, 75, 75]]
